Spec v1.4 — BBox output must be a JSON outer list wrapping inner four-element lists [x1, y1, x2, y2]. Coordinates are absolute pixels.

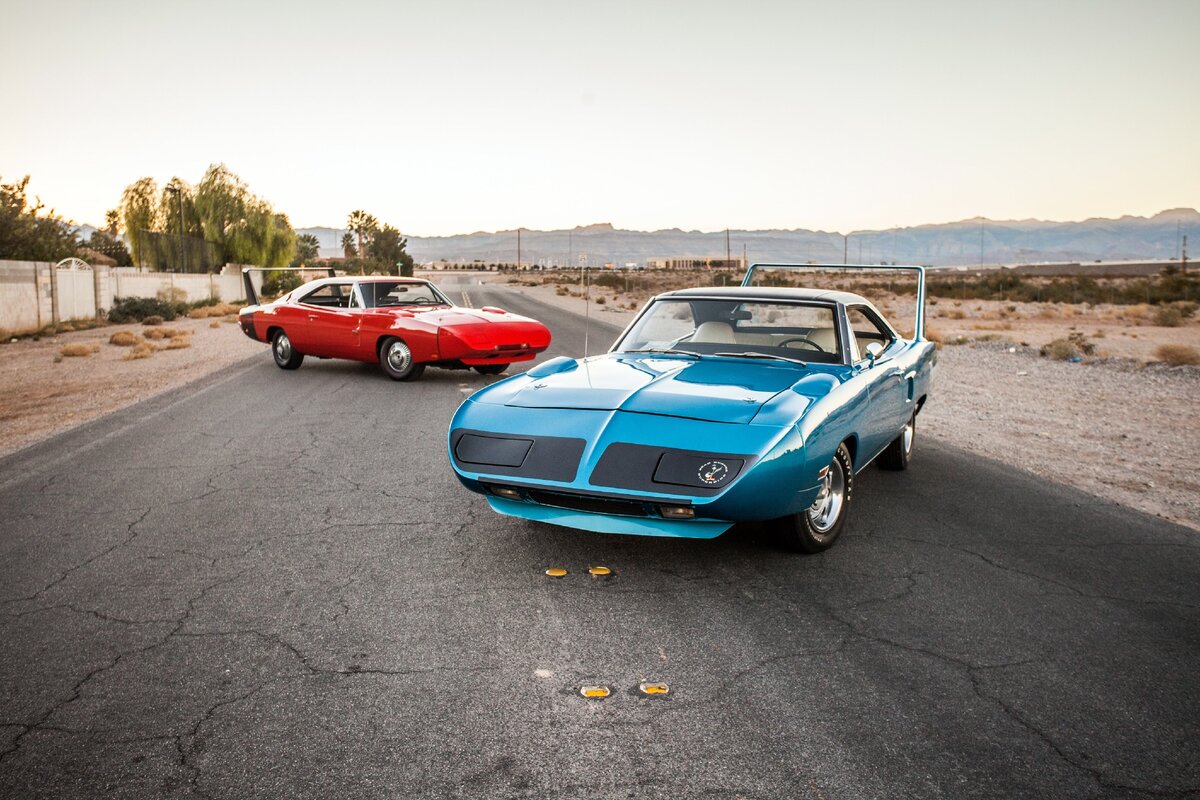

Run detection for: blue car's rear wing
[[242, 266, 337, 307], [742, 262, 927, 341]]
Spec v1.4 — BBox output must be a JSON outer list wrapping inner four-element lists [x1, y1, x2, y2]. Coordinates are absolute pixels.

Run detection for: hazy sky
[[1, 0, 1197, 235]]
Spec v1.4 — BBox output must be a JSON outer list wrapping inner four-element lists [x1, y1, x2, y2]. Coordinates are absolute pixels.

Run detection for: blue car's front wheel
[[778, 443, 853, 553]]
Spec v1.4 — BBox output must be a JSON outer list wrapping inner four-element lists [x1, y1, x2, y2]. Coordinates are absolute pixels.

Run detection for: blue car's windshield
[[616, 298, 842, 364]]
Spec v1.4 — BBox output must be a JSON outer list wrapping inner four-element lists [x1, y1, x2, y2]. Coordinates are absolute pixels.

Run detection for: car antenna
[[582, 262, 591, 358]]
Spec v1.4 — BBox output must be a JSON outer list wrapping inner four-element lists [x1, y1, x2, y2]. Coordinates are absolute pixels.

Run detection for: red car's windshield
[[361, 281, 450, 308]]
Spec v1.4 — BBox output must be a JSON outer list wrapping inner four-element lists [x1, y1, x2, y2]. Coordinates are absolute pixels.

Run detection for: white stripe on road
[[461, 291, 473, 308]]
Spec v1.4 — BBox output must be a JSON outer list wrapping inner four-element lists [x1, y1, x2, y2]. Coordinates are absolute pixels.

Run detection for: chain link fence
[[133, 230, 224, 273]]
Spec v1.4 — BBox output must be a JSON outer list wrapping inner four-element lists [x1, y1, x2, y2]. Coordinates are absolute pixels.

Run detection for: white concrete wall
[[0, 260, 248, 334]]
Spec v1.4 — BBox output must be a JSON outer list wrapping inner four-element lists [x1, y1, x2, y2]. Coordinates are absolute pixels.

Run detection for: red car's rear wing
[[741, 262, 928, 341], [242, 266, 338, 307]]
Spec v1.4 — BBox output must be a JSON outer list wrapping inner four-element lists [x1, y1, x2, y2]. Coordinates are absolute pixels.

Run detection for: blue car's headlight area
[[589, 443, 752, 496]]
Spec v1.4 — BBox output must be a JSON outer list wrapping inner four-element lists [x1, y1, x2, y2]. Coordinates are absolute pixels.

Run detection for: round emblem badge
[[697, 460, 729, 485]]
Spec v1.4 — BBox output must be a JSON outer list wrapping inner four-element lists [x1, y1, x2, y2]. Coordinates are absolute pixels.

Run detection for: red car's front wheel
[[379, 337, 425, 382]]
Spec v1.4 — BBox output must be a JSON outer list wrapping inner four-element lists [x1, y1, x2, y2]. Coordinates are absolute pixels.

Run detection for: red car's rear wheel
[[272, 330, 304, 370], [473, 364, 510, 376]]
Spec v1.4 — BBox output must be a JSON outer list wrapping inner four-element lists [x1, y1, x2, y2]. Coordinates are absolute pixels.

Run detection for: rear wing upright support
[[742, 262, 928, 341], [242, 266, 337, 307]]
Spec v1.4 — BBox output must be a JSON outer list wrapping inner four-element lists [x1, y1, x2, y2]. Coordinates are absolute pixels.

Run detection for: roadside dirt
[[0, 317, 261, 457]]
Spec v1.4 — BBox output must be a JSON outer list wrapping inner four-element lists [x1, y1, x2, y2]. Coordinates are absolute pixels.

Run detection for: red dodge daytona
[[239, 275, 551, 381]]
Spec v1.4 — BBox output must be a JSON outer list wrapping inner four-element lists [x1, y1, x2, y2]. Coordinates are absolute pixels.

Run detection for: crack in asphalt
[[1, 506, 153, 608]]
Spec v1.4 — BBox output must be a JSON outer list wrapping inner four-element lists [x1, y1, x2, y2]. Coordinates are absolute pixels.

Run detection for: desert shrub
[[209, 320, 221, 329], [1155, 344, 1200, 366], [142, 315, 164, 326], [1040, 332, 1095, 360], [59, 343, 98, 357], [595, 296, 606, 305], [1153, 305, 1183, 327], [924, 326, 944, 348], [107, 296, 177, 323], [186, 302, 240, 318], [122, 342, 154, 360], [143, 327, 189, 341], [109, 331, 139, 346], [161, 337, 192, 350]]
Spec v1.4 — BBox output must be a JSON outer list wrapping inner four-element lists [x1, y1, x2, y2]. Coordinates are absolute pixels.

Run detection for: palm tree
[[341, 232, 356, 258], [346, 210, 379, 267]]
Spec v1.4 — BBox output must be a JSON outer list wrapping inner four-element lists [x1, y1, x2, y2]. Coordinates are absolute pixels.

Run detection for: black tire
[[379, 337, 425, 381], [271, 329, 304, 370], [878, 413, 915, 471], [778, 443, 853, 553], [473, 364, 510, 376]]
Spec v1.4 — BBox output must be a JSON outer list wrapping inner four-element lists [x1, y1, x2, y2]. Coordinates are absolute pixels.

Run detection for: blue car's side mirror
[[865, 341, 884, 365]]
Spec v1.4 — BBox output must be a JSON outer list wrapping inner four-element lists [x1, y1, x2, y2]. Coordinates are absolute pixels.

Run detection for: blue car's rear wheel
[[878, 413, 915, 470], [779, 443, 853, 553]]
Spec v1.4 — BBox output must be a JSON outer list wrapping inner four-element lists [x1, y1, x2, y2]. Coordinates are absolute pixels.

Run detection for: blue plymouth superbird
[[448, 264, 935, 552]]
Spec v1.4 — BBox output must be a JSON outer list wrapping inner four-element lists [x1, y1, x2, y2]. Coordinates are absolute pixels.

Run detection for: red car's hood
[[379, 306, 527, 325]]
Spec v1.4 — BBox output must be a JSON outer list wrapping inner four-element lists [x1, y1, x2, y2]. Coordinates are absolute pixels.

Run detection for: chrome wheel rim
[[807, 457, 845, 535], [386, 341, 412, 373], [274, 334, 291, 362], [902, 418, 914, 455]]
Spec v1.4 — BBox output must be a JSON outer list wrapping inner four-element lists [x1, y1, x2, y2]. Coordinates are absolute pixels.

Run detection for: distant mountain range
[[297, 209, 1199, 267]]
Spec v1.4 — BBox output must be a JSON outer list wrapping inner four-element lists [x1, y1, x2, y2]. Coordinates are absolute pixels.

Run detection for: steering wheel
[[779, 337, 826, 353], [404, 297, 434, 305]]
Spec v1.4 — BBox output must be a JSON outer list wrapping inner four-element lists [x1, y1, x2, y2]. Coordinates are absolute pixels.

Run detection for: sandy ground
[[2, 279, 1197, 531]]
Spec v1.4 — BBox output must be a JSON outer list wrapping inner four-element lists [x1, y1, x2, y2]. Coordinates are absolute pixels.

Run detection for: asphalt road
[[1, 275, 1197, 799]]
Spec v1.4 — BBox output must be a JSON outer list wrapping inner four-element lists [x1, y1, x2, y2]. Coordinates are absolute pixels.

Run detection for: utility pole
[[725, 228, 731, 268], [1183, 234, 1188, 276], [517, 227, 521, 270], [843, 234, 848, 265]]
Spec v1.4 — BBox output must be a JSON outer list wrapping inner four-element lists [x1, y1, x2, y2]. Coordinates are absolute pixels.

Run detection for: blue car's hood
[[505, 354, 805, 424]]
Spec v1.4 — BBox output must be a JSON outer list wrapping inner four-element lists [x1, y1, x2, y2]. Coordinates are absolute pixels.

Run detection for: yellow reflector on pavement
[[588, 566, 612, 576], [545, 568, 568, 578], [580, 685, 610, 699], [639, 682, 670, 695]]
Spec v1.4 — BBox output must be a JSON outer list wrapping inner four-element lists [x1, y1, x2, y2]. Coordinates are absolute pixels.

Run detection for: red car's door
[[296, 283, 361, 359]]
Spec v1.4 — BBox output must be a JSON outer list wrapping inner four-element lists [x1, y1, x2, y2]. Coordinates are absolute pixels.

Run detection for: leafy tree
[[347, 210, 378, 265], [0, 176, 79, 261], [194, 164, 248, 258], [119, 177, 158, 265], [292, 233, 320, 266], [341, 231, 357, 258], [369, 225, 414, 276], [119, 163, 297, 270], [226, 201, 295, 269]]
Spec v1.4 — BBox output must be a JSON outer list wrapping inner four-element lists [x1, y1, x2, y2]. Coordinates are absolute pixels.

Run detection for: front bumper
[[448, 401, 820, 537]]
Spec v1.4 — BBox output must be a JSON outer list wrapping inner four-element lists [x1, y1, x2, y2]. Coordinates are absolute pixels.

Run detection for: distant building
[[645, 257, 747, 270]]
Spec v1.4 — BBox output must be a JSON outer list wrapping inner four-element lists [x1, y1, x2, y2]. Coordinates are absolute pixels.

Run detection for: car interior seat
[[690, 321, 736, 344]]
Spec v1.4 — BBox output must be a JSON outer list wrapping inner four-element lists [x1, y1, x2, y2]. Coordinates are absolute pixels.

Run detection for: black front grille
[[526, 489, 649, 518]]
